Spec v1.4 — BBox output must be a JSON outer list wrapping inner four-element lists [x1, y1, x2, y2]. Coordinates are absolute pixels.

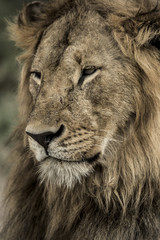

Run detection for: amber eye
[[78, 66, 97, 86], [82, 66, 97, 76]]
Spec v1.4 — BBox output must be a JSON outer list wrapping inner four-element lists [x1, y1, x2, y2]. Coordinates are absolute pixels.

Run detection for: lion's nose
[[26, 125, 65, 152]]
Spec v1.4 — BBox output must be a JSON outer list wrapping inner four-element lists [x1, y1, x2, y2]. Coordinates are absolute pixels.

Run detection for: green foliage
[[0, 0, 32, 172]]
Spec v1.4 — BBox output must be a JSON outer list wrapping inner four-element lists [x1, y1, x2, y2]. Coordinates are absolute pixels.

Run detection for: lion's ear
[[134, 10, 160, 51], [18, 1, 45, 26], [107, 0, 160, 51], [9, 1, 46, 50], [122, 1, 160, 51]]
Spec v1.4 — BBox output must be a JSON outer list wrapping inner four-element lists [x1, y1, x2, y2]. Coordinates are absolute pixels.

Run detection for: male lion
[[1, 0, 160, 239]]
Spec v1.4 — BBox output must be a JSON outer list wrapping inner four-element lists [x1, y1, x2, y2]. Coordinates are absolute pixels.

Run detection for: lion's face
[[26, 12, 136, 187]]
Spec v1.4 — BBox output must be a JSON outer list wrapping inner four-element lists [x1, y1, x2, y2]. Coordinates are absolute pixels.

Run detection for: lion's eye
[[31, 71, 41, 80], [29, 71, 42, 98], [82, 66, 97, 76], [30, 71, 42, 86], [78, 66, 97, 86]]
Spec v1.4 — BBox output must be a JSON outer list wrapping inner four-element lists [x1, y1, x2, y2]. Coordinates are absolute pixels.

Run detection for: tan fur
[[1, 0, 160, 239]]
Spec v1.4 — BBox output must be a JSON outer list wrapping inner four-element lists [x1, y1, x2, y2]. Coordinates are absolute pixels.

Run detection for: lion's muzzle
[[26, 124, 65, 154]]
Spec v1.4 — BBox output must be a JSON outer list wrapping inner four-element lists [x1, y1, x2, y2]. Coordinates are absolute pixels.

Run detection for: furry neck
[[2, 124, 160, 240]]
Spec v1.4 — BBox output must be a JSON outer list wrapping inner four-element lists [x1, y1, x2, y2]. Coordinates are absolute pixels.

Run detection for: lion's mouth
[[43, 152, 100, 164]]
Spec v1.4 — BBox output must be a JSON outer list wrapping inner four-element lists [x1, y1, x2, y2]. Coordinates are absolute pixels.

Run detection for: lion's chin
[[37, 157, 94, 188]]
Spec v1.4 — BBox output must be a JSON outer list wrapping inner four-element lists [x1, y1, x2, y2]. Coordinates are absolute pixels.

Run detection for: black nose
[[26, 125, 64, 153]]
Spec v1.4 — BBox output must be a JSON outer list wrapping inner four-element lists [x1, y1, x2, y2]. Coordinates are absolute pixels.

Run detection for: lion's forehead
[[32, 12, 111, 69]]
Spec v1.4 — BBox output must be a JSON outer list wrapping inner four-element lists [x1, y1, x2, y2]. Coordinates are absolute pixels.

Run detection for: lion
[[1, 0, 160, 239]]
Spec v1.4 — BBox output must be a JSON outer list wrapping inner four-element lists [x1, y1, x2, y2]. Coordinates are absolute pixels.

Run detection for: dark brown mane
[[1, 0, 160, 239]]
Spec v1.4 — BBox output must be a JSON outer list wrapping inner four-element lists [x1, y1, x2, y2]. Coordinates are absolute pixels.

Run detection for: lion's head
[[1, 0, 160, 239], [24, 5, 138, 188]]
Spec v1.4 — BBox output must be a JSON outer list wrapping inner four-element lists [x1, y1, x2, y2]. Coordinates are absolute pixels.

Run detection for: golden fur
[[1, 0, 160, 239]]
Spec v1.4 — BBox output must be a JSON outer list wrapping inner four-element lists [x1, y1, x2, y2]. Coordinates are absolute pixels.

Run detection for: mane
[[1, 0, 160, 239]]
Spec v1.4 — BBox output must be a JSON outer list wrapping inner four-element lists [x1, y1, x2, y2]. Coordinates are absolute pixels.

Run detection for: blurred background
[[0, 0, 34, 219]]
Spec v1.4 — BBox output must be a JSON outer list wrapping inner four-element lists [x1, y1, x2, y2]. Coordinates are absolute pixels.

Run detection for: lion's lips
[[43, 152, 100, 164]]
